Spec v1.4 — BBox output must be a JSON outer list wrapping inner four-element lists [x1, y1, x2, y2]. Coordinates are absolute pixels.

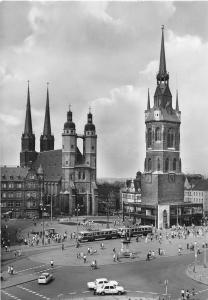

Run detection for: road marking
[[82, 291, 90, 293], [126, 290, 159, 295], [16, 265, 46, 273], [17, 286, 50, 300], [1, 290, 22, 300], [68, 292, 76, 295]]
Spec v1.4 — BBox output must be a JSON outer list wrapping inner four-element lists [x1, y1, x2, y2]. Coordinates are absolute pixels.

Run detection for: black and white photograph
[[1, 1, 208, 300]]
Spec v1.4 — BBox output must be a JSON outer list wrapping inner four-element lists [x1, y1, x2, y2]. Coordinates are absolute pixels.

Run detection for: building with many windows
[[184, 178, 208, 216]]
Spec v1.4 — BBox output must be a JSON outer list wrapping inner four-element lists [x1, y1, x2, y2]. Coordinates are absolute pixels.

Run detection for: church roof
[[32, 149, 62, 182], [1, 166, 29, 181], [145, 108, 181, 123], [192, 179, 208, 191]]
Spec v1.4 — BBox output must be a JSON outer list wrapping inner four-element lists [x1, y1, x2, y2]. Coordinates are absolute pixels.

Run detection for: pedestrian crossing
[[17, 286, 51, 300]]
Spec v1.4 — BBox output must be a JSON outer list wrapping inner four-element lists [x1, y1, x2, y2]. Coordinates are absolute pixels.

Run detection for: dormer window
[[10, 176, 14, 180]]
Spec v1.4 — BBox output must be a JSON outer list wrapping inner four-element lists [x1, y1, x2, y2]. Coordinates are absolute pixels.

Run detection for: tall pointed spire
[[24, 80, 33, 135], [176, 90, 179, 111], [147, 88, 150, 110], [20, 81, 37, 167], [40, 83, 54, 152], [43, 83, 51, 136], [157, 25, 169, 83]]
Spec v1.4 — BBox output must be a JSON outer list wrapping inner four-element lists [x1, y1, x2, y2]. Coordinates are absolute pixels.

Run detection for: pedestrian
[[191, 288, 196, 296], [8, 265, 11, 274], [113, 253, 116, 262], [181, 289, 185, 300], [10, 266, 14, 275], [61, 243, 64, 251], [113, 247, 116, 253], [158, 248, 161, 256], [83, 255, 87, 263], [50, 259, 54, 268], [186, 289, 190, 299], [136, 235, 139, 242]]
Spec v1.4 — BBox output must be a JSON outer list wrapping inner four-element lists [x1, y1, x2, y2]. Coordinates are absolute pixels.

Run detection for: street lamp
[[193, 241, 197, 272], [75, 204, 81, 241], [40, 204, 46, 245]]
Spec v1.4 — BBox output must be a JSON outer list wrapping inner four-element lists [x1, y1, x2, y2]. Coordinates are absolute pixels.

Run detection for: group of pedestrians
[[181, 288, 195, 299]]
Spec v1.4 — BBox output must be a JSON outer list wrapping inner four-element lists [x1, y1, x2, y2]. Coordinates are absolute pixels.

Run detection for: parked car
[[95, 283, 125, 295], [38, 272, 53, 284], [87, 278, 119, 290]]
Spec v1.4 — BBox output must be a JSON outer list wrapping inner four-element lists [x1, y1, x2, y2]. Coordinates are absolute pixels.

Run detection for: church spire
[[157, 25, 169, 83], [147, 88, 150, 110], [24, 80, 33, 135], [40, 83, 54, 152], [43, 83, 51, 136], [176, 90, 179, 111]]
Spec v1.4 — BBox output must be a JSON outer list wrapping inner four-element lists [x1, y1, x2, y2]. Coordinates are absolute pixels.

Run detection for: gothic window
[[173, 158, 177, 171], [155, 127, 161, 141], [157, 158, 160, 171], [78, 171, 81, 180], [147, 128, 152, 147], [167, 128, 174, 147], [83, 172, 85, 180], [148, 158, 152, 171], [165, 158, 169, 172]]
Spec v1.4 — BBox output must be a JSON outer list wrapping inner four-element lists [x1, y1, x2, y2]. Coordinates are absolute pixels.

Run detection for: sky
[[1, 1, 208, 179]]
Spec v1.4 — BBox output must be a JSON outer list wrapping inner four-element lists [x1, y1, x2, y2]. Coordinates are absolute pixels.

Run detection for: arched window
[[157, 158, 160, 171], [165, 158, 169, 172], [173, 158, 177, 171], [167, 128, 174, 147], [147, 128, 152, 147], [155, 127, 161, 141], [78, 171, 81, 180], [148, 158, 152, 171]]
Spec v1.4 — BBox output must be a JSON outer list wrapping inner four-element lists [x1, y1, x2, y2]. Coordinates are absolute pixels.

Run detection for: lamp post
[[193, 241, 197, 272], [50, 194, 53, 224], [40, 205, 46, 245], [75, 204, 81, 241]]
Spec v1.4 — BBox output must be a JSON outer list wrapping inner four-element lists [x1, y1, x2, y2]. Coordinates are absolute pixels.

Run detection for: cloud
[[1, 2, 208, 177]]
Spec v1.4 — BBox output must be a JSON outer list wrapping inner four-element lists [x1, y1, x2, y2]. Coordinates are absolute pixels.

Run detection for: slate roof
[[192, 179, 208, 191], [1, 166, 29, 181], [32, 149, 62, 182]]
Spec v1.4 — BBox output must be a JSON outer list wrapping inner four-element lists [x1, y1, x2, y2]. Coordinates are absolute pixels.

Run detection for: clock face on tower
[[154, 110, 161, 120]]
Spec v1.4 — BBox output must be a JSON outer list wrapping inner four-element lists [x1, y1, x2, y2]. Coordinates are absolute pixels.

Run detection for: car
[[38, 272, 53, 284], [87, 278, 108, 290], [95, 283, 125, 295]]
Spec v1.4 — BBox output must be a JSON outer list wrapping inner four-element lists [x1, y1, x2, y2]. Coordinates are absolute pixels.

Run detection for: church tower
[[20, 81, 37, 167], [141, 26, 184, 228], [84, 108, 97, 179], [40, 84, 54, 152], [61, 106, 77, 213]]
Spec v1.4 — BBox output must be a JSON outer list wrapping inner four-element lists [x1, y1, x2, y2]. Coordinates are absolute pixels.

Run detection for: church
[[1, 83, 98, 219]]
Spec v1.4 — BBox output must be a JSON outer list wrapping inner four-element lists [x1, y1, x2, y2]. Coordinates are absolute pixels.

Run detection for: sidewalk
[[186, 260, 208, 285]]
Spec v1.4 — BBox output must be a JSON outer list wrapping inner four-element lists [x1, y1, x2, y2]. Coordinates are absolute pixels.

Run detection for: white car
[[95, 283, 125, 295], [38, 272, 53, 284], [87, 278, 119, 290]]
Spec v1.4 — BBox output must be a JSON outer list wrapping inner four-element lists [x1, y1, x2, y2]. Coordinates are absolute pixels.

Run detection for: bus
[[117, 225, 153, 238], [78, 228, 118, 242]]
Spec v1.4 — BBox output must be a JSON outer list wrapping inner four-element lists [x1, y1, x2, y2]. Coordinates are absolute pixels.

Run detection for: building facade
[[1, 82, 98, 219], [184, 178, 208, 216], [121, 172, 142, 223]]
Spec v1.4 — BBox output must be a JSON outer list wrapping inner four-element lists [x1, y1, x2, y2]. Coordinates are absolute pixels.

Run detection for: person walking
[[50, 259, 54, 268], [10, 266, 14, 275], [181, 289, 185, 300], [83, 255, 87, 263]]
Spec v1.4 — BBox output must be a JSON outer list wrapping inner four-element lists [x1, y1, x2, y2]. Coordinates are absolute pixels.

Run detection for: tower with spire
[[40, 84, 54, 152], [142, 26, 184, 229], [20, 81, 37, 167]]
